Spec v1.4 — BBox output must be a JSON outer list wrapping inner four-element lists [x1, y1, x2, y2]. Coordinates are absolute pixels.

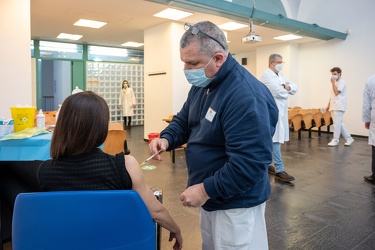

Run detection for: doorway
[[40, 60, 71, 111]]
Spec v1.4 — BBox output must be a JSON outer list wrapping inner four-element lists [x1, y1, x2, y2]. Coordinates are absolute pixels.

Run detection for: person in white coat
[[260, 54, 297, 182], [326, 67, 354, 147], [118, 80, 136, 129], [362, 74, 375, 184]]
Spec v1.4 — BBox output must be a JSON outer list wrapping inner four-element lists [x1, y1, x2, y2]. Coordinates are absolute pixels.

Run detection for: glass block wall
[[86, 62, 144, 125]]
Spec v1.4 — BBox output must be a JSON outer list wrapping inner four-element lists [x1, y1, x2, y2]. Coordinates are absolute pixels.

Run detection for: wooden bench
[[288, 108, 332, 139]]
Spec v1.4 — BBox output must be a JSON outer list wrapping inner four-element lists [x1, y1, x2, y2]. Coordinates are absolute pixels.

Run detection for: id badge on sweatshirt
[[205, 107, 216, 122]]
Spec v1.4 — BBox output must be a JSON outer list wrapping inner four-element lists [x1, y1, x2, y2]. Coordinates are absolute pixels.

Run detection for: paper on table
[[0, 127, 49, 140]]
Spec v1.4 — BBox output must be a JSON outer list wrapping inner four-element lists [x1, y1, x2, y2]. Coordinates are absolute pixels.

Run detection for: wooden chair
[[44, 111, 57, 126], [107, 122, 130, 155], [310, 108, 321, 114], [34, 110, 57, 127], [290, 113, 304, 139], [313, 111, 324, 136], [162, 114, 174, 123], [292, 106, 302, 111], [102, 130, 128, 156], [322, 111, 333, 132], [302, 113, 315, 138], [298, 109, 309, 115], [108, 122, 124, 131], [288, 109, 300, 127]]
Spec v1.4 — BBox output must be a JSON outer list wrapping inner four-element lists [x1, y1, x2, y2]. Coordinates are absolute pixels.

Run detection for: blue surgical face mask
[[184, 57, 214, 88], [123, 84, 128, 88], [331, 75, 339, 80], [275, 63, 283, 72]]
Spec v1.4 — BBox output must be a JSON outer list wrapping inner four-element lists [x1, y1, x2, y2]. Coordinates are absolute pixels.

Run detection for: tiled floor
[[3, 125, 375, 250]]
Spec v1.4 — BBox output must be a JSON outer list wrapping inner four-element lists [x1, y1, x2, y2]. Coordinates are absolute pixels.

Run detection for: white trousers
[[331, 110, 351, 141], [200, 202, 268, 250]]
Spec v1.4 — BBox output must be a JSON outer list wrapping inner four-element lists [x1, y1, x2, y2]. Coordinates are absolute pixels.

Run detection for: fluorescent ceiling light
[[121, 42, 144, 47], [273, 34, 303, 41], [218, 22, 247, 31], [153, 8, 193, 20], [57, 33, 83, 41], [74, 19, 107, 29]]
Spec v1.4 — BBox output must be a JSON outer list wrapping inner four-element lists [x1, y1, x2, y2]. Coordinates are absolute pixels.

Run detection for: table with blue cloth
[[0, 132, 52, 161], [0, 132, 52, 248]]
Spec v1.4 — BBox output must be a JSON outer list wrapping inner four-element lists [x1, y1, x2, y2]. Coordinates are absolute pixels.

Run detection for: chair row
[[288, 108, 333, 139]]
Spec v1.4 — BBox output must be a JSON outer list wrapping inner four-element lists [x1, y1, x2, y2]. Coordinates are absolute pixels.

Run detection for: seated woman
[[37, 91, 182, 250]]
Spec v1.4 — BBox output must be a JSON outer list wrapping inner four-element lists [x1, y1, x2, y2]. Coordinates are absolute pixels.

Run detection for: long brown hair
[[51, 91, 109, 159]]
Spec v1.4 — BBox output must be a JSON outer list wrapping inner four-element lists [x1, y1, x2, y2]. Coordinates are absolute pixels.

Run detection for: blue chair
[[12, 190, 156, 250]]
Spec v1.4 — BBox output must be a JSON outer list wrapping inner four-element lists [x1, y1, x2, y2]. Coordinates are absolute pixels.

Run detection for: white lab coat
[[119, 87, 136, 117], [260, 68, 297, 143], [363, 74, 375, 146]]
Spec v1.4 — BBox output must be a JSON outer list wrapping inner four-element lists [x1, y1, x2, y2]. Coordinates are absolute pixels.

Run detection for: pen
[[139, 149, 162, 167]]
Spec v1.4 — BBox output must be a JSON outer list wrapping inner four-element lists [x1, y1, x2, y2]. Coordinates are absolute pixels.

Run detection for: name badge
[[205, 107, 216, 122]]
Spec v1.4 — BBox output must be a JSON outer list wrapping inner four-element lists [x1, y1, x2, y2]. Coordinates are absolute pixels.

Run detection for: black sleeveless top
[[38, 148, 132, 191]]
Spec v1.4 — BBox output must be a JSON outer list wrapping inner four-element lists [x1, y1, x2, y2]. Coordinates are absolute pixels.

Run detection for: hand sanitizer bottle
[[37, 109, 45, 129]]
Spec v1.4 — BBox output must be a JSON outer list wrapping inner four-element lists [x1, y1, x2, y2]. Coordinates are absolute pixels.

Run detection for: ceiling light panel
[[153, 8, 193, 20], [57, 33, 83, 41], [273, 34, 303, 41], [121, 42, 144, 47], [74, 19, 107, 29]]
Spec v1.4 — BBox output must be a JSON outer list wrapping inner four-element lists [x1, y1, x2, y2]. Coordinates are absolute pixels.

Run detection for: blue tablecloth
[[0, 132, 52, 161]]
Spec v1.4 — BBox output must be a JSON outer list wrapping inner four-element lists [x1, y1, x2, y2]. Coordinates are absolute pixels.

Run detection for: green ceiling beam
[[148, 0, 347, 40]]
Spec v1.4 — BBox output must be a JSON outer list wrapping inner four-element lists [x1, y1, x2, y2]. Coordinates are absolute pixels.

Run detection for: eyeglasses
[[184, 23, 225, 50]]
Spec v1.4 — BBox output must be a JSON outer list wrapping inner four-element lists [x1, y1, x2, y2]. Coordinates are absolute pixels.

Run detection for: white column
[[0, 0, 32, 117], [143, 22, 191, 140]]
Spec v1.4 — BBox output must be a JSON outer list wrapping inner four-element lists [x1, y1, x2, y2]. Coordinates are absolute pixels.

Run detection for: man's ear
[[213, 52, 226, 67]]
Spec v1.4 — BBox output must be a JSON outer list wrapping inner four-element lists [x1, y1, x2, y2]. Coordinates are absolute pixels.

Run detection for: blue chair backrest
[[12, 190, 156, 250]]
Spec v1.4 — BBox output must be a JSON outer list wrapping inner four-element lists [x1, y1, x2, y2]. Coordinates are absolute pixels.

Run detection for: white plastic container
[[36, 109, 45, 129], [55, 104, 62, 122]]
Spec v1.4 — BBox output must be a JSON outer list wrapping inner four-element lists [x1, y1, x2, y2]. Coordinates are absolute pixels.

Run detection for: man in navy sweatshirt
[[149, 21, 278, 249]]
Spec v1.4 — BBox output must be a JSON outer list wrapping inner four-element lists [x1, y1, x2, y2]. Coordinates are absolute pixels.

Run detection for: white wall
[[235, 0, 375, 137], [233, 51, 257, 76], [296, 0, 375, 136], [171, 24, 191, 115], [0, 0, 31, 118]]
